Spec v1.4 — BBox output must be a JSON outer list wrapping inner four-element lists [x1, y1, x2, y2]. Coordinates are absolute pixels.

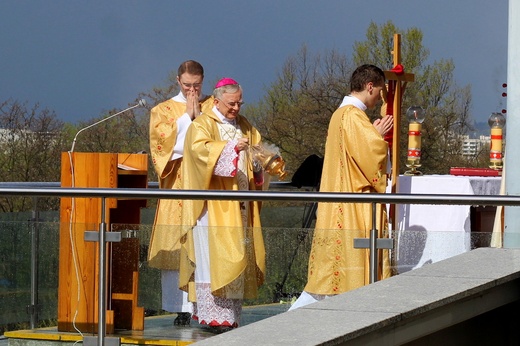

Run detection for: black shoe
[[173, 312, 191, 326], [209, 325, 234, 334]]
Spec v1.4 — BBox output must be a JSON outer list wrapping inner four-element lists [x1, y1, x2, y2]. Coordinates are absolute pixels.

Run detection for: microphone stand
[[69, 99, 146, 153], [64, 99, 146, 344]]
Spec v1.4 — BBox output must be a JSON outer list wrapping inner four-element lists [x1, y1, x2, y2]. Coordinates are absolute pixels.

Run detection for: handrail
[[1, 183, 517, 346], [1, 185, 519, 206]]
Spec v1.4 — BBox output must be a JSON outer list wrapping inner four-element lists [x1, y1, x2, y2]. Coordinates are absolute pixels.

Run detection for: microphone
[[69, 99, 146, 153]]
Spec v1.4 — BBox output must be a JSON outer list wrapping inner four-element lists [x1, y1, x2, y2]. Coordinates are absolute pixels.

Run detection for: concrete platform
[[8, 248, 520, 345], [4, 303, 290, 345], [192, 248, 520, 345]]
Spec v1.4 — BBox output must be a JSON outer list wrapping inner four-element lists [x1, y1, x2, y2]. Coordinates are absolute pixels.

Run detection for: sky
[[0, 0, 509, 125]]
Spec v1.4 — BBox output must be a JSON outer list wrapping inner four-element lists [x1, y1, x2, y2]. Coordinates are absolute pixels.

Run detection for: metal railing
[[1, 183, 519, 346]]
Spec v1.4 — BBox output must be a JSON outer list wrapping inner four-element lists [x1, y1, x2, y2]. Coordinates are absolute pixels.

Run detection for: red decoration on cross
[[391, 64, 404, 75]]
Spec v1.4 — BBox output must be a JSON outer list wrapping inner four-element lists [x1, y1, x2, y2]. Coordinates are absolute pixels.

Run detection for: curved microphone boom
[[69, 99, 146, 153]]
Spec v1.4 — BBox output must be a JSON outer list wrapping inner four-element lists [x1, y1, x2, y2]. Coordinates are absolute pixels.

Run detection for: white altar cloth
[[392, 175, 501, 272]]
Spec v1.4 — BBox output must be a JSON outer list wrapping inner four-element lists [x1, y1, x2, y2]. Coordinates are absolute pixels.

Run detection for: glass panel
[[0, 205, 513, 333], [0, 211, 60, 331]]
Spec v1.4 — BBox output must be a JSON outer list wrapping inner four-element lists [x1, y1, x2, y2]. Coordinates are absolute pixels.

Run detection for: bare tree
[[65, 71, 183, 185], [0, 99, 66, 212]]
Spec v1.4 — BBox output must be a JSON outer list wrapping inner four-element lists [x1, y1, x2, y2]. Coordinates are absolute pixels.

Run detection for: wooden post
[[383, 34, 415, 228]]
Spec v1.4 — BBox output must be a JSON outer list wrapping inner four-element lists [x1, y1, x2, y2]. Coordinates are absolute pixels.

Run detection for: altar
[[392, 175, 502, 273]]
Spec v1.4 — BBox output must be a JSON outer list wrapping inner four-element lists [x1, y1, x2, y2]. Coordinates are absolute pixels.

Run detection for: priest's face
[[216, 90, 244, 120], [365, 82, 384, 110], [177, 73, 203, 98]]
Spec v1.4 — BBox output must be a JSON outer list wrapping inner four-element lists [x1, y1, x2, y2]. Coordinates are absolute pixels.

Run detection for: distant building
[[461, 135, 490, 157], [0, 128, 20, 142], [0, 128, 60, 148]]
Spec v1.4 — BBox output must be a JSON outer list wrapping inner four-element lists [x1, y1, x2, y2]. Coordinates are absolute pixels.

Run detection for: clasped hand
[[185, 89, 200, 120], [373, 115, 393, 136]]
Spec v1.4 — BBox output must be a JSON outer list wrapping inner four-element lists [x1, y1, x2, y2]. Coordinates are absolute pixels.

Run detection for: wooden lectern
[[58, 152, 148, 333]]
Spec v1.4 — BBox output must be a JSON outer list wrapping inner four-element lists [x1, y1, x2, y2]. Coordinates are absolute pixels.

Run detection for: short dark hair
[[177, 60, 204, 78], [350, 64, 385, 92]]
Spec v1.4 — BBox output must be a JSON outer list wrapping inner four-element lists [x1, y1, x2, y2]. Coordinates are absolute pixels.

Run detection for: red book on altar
[[450, 167, 502, 176]]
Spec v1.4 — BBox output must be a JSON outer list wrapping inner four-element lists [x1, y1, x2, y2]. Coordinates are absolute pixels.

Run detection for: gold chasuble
[[147, 95, 214, 270], [180, 110, 266, 301], [304, 105, 392, 295]]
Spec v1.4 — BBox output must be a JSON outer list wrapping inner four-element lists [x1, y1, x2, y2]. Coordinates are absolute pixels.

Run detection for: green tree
[[247, 20, 476, 178], [247, 45, 352, 175], [353, 21, 475, 174]]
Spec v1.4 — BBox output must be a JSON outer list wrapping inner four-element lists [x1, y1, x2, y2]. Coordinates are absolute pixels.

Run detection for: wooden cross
[[383, 33, 415, 229]]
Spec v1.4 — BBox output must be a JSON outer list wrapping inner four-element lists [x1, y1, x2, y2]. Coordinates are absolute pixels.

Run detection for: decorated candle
[[407, 123, 422, 159], [490, 127, 503, 153], [487, 112, 505, 170]]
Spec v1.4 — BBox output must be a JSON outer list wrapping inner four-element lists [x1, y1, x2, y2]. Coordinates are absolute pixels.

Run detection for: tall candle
[[490, 127, 503, 153], [407, 123, 422, 159]]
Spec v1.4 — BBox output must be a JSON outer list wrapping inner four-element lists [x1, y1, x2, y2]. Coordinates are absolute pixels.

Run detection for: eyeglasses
[[218, 99, 245, 108], [179, 81, 202, 89]]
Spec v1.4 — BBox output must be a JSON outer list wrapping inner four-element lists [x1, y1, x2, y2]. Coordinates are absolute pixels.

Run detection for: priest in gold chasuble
[[290, 64, 394, 310], [147, 60, 213, 324]]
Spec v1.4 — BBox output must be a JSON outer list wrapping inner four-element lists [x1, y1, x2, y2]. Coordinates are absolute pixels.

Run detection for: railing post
[[83, 197, 121, 346], [97, 197, 107, 346], [369, 202, 378, 284], [28, 196, 40, 329], [354, 202, 392, 283]]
